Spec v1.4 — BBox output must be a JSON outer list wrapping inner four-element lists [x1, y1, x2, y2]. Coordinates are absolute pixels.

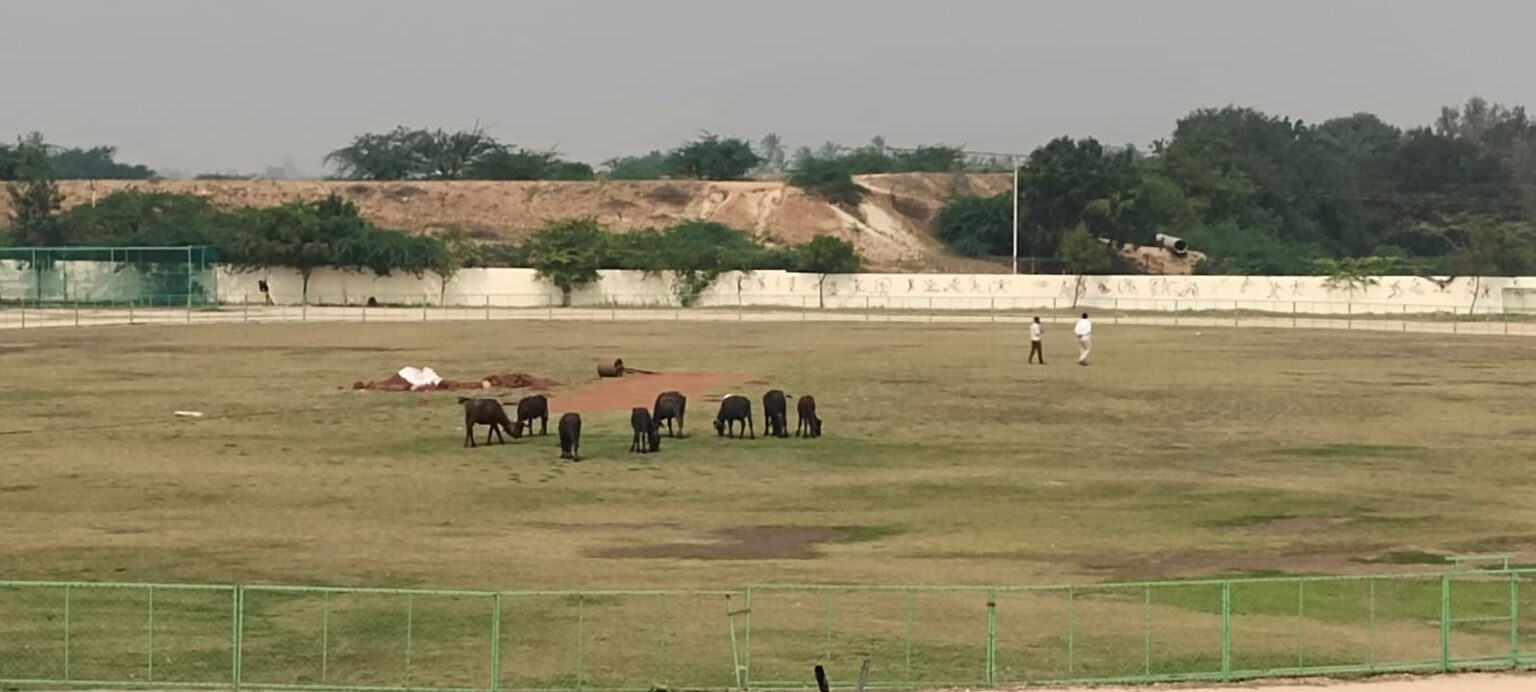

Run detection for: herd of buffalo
[[457, 389, 822, 461]]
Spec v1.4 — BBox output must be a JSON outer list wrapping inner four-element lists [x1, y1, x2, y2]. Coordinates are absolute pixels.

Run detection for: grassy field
[[2, 320, 1535, 688]]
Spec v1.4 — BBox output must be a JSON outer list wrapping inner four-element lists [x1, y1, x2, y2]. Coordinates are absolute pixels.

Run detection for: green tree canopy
[[523, 219, 608, 306], [1058, 224, 1113, 274], [664, 135, 762, 181]]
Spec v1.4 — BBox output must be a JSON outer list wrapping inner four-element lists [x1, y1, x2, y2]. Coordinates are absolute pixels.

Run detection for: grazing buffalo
[[795, 395, 822, 438], [713, 394, 755, 439], [762, 389, 789, 438], [458, 397, 514, 448], [630, 407, 661, 453], [558, 412, 582, 461], [653, 391, 687, 437], [512, 394, 549, 438]]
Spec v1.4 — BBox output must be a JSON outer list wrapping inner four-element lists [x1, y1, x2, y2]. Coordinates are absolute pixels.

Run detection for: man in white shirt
[[1073, 313, 1093, 366], [1028, 316, 1045, 364]]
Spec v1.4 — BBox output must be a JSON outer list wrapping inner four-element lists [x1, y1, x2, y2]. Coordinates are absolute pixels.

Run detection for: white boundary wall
[[215, 267, 1536, 315]]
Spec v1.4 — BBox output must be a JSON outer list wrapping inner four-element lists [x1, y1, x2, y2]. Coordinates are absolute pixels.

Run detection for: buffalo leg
[[749, 414, 756, 439]]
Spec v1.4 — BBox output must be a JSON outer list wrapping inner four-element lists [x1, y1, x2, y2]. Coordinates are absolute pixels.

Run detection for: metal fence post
[[491, 593, 502, 692], [744, 588, 754, 689], [1221, 581, 1231, 681], [1067, 586, 1075, 678], [727, 594, 744, 692], [1296, 581, 1305, 670], [405, 593, 414, 689], [1441, 574, 1451, 673], [658, 592, 670, 685], [148, 586, 156, 682], [63, 584, 71, 680], [232, 586, 243, 691], [1360, 578, 1374, 672], [905, 591, 916, 684], [576, 594, 586, 692], [74, 299, 80, 327], [322, 591, 330, 685], [985, 588, 997, 686], [485, 294, 492, 322], [1144, 584, 1152, 677], [1511, 572, 1521, 668]]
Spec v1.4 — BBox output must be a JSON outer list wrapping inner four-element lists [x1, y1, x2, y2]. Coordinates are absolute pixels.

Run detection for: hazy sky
[[3, 0, 1532, 176]]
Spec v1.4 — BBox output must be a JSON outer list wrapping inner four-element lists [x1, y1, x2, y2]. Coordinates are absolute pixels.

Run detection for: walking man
[[1028, 316, 1045, 364], [1074, 312, 1093, 366]]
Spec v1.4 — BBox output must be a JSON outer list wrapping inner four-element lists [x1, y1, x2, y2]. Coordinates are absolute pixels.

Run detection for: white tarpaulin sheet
[[397, 366, 443, 390]]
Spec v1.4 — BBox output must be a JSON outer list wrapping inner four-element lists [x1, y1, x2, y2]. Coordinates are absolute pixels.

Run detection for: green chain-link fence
[[0, 245, 217, 307], [2, 571, 1533, 691]]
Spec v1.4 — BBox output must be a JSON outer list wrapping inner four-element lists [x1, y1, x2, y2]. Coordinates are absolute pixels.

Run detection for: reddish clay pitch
[[549, 372, 759, 412]]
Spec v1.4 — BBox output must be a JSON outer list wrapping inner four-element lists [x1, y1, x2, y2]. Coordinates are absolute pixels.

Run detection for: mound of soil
[[353, 372, 558, 392]]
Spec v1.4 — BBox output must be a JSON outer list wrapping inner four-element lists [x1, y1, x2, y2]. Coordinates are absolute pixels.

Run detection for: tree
[[0, 142, 17, 180], [891, 145, 964, 173], [1059, 224, 1112, 275], [932, 193, 1012, 257], [603, 151, 669, 180], [756, 133, 787, 174], [1312, 256, 1417, 299], [414, 127, 502, 180], [789, 155, 865, 208], [634, 221, 761, 306], [50, 146, 155, 179], [664, 135, 762, 181], [473, 147, 593, 180], [221, 195, 378, 303], [791, 234, 860, 307], [1016, 137, 1135, 262], [324, 127, 425, 181], [524, 219, 607, 306], [4, 133, 65, 246], [427, 229, 478, 303]]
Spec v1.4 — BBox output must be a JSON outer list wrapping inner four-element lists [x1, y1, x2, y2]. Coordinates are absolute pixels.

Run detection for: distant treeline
[[932, 98, 1536, 276]]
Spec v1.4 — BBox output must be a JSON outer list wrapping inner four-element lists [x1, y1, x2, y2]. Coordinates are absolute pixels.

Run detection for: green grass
[[3, 320, 1536, 688]]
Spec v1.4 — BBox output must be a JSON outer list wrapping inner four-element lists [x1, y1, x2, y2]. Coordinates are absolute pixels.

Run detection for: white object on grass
[[398, 366, 443, 390]]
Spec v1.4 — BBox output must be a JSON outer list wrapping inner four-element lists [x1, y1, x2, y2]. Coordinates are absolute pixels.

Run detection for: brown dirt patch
[[549, 371, 755, 412], [353, 371, 558, 392], [591, 526, 852, 560]]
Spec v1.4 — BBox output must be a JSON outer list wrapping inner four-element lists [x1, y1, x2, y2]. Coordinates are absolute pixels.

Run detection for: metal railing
[[2, 293, 1533, 337], [2, 569, 1533, 691]]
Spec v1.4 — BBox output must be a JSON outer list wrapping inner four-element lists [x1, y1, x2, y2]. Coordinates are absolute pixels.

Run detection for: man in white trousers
[[1073, 312, 1093, 366]]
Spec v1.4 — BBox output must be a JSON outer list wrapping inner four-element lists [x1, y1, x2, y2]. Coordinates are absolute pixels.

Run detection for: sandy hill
[[19, 173, 1197, 273]]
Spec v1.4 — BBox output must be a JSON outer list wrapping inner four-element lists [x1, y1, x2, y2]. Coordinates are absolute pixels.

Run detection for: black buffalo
[[762, 389, 789, 438], [630, 407, 661, 453], [653, 391, 687, 437], [795, 395, 822, 438], [558, 412, 582, 461], [512, 394, 549, 438], [713, 394, 755, 439], [458, 397, 514, 448]]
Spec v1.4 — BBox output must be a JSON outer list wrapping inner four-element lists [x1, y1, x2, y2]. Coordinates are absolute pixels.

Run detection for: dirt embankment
[[23, 173, 1196, 273]]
